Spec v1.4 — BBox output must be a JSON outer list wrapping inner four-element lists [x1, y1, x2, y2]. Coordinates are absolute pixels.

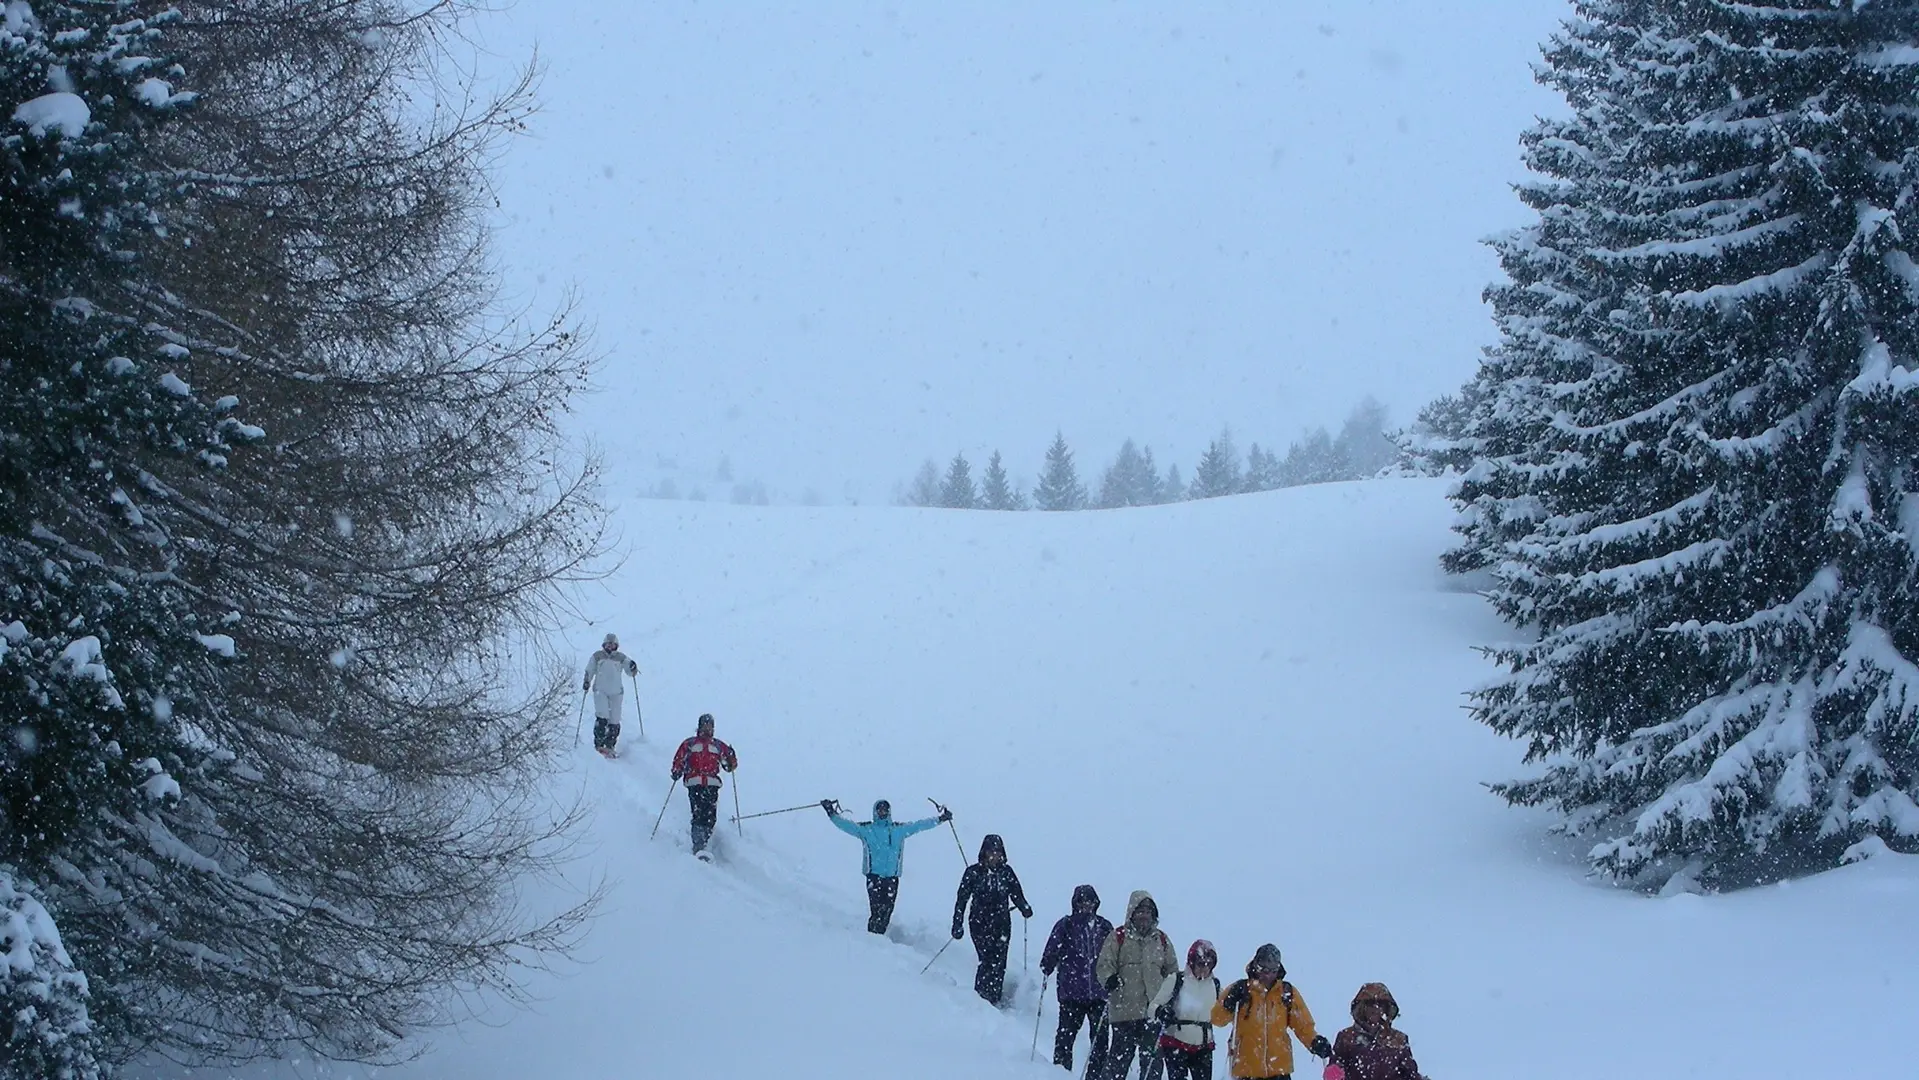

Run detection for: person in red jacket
[[1329, 983, 1425, 1080], [669, 713, 737, 856]]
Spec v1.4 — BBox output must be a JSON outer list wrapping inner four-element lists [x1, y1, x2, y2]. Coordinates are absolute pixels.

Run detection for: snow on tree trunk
[[1448, 0, 1919, 889]]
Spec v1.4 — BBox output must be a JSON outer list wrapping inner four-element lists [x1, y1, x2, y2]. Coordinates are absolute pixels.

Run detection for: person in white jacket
[[1148, 939, 1222, 1080], [582, 633, 638, 756]]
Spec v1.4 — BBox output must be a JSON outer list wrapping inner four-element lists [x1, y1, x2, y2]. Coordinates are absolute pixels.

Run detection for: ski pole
[[1023, 914, 1029, 972], [730, 802, 823, 823], [928, 797, 966, 865], [1030, 975, 1049, 1062], [648, 783, 675, 840], [919, 937, 954, 975], [574, 692, 586, 748], [732, 776, 743, 837], [628, 671, 644, 741], [1081, 1015, 1107, 1080]]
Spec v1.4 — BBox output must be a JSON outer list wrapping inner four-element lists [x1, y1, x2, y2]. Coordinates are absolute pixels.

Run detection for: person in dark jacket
[[951, 833, 1033, 1006], [1330, 983, 1425, 1080], [1041, 885, 1114, 1072]]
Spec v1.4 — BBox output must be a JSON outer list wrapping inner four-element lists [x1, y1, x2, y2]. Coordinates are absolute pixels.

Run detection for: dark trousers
[[1157, 1044, 1212, 1080], [686, 785, 719, 852], [592, 717, 621, 751], [865, 873, 899, 934], [1102, 1019, 1159, 1080], [969, 913, 1012, 1005], [1053, 999, 1107, 1072]]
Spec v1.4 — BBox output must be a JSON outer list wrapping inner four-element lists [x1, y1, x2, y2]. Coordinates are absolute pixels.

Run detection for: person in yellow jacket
[[1210, 944, 1331, 1080]]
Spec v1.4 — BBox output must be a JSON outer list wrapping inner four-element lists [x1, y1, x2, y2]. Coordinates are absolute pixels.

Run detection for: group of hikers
[[1035, 887, 1424, 1080], [586, 637, 1427, 1080]]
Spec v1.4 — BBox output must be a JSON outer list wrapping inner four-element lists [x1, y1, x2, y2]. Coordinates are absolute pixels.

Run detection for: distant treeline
[[899, 397, 1399, 510]]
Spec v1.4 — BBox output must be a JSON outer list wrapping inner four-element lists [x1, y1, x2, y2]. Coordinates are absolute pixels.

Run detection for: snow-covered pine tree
[[1243, 443, 1282, 492], [1138, 445, 1164, 504], [979, 450, 1025, 510], [1, 9, 228, 1069], [1162, 462, 1185, 502], [1276, 427, 1337, 487], [1034, 431, 1088, 511], [939, 451, 977, 509], [1400, 381, 1487, 476], [1189, 427, 1242, 499], [8, 1, 599, 1065], [1096, 438, 1155, 508], [903, 458, 941, 506], [1333, 396, 1396, 478], [0, 870, 100, 1080], [1450, 0, 1919, 889]]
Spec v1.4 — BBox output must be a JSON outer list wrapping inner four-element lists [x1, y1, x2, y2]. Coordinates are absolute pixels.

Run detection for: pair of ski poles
[[648, 782, 744, 840], [573, 670, 647, 745]]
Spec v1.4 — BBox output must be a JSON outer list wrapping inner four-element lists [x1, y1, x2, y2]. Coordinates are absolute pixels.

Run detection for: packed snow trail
[[159, 479, 1919, 1080]]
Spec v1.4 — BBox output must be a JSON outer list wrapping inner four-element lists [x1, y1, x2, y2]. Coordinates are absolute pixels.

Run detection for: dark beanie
[[1250, 943, 1286, 979]]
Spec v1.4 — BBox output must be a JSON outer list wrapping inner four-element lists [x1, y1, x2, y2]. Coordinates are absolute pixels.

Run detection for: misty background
[[478, 2, 1566, 502]]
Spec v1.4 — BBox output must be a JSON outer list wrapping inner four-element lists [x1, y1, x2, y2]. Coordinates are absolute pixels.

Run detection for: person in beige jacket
[[1093, 890, 1178, 1080]]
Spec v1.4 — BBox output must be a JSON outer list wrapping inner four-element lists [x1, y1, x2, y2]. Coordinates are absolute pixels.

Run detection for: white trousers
[[593, 687, 624, 721]]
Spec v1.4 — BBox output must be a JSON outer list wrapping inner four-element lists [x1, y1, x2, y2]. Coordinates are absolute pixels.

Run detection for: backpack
[[1113, 926, 1172, 952], [1224, 979, 1294, 1060], [1155, 971, 1223, 1046]]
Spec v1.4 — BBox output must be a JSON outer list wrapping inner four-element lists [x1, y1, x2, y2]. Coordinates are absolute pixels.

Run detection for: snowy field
[[166, 478, 1917, 1080]]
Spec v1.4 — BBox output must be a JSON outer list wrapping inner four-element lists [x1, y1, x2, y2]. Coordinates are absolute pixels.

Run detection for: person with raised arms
[[821, 797, 948, 935]]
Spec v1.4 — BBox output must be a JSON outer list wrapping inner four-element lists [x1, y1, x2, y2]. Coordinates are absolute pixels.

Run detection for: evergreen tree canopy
[[1096, 438, 1157, 508], [1243, 443, 1282, 492], [1450, 0, 1919, 888], [1402, 381, 1487, 476], [1189, 427, 1242, 499], [1034, 431, 1087, 511], [904, 458, 941, 507], [939, 451, 977, 509], [1276, 427, 1339, 487], [4, 0, 598, 1065], [979, 450, 1025, 510], [1137, 446, 1163, 504], [1333, 396, 1397, 479], [1162, 462, 1185, 502]]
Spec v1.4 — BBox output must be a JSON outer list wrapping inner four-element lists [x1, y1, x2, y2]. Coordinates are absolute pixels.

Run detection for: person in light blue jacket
[[821, 798, 949, 934]]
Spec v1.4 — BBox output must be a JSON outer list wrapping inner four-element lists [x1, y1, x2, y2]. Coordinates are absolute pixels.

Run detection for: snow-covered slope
[[177, 479, 1918, 1080]]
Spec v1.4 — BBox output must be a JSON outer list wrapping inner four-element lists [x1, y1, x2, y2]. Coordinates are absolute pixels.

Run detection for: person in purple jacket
[[1041, 884, 1115, 1073]]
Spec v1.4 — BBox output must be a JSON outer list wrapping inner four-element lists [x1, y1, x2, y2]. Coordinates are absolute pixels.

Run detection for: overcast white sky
[[482, 1, 1568, 502]]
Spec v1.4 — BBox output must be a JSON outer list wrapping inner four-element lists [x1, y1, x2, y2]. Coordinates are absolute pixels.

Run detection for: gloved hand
[[1103, 973, 1121, 992], [1310, 1035, 1333, 1060], [1154, 1001, 1176, 1024], [1220, 979, 1248, 1013], [670, 771, 681, 782], [820, 799, 838, 815], [937, 807, 953, 823], [1020, 906, 1034, 919], [626, 661, 638, 675], [582, 680, 591, 693], [951, 925, 964, 941]]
